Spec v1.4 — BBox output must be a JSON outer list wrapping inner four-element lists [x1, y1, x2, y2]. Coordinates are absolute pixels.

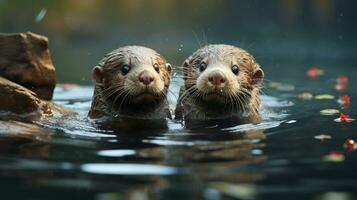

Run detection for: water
[[1, 65, 357, 200], [1, 1, 357, 199]]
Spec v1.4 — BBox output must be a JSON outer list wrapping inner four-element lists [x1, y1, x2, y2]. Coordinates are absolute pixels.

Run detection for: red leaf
[[335, 83, 347, 91], [337, 75, 348, 84], [339, 95, 350, 104], [344, 139, 356, 151], [339, 113, 350, 121], [307, 67, 319, 79]]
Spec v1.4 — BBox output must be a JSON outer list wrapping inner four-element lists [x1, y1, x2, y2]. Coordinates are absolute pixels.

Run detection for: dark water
[[1, 0, 357, 199], [1, 62, 357, 200]]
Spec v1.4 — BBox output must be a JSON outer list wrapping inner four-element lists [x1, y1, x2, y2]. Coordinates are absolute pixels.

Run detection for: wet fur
[[175, 44, 263, 124], [89, 46, 172, 121]]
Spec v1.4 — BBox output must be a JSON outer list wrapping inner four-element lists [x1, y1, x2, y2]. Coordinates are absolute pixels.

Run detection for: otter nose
[[138, 71, 155, 85], [208, 71, 226, 86]]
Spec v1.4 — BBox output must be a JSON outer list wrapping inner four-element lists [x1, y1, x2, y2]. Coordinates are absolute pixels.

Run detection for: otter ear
[[92, 66, 104, 84], [183, 60, 189, 81], [251, 67, 264, 85], [166, 63, 172, 75]]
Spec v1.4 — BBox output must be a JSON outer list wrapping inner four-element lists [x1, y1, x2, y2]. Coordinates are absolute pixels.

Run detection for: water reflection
[[0, 77, 290, 199], [0, 104, 272, 200], [97, 149, 136, 157], [2, 78, 357, 199], [81, 163, 183, 175]]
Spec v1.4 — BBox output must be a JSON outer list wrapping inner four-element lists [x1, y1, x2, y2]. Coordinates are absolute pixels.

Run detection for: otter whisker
[[100, 84, 124, 95], [89, 45, 173, 122], [235, 94, 246, 115], [102, 86, 125, 100], [228, 93, 235, 115], [174, 44, 263, 123], [102, 85, 125, 99], [110, 89, 128, 110], [179, 86, 199, 104], [117, 91, 131, 112], [192, 30, 202, 48]]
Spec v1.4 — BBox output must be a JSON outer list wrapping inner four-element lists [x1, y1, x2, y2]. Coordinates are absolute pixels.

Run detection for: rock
[[0, 32, 56, 100], [0, 77, 69, 121], [0, 77, 41, 114]]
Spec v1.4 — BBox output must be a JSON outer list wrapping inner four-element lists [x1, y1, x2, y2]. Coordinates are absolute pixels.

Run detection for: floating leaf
[[268, 82, 280, 88], [315, 94, 335, 100], [335, 83, 347, 91], [337, 95, 350, 105], [337, 75, 348, 84], [344, 139, 357, 152], [320, 109, 340, 115], [322, 151, 345, 162], [314, 134, 332, 141], [335, 75, 348, 91], [268, 82, 295, 91], [334, 113, 355, 123], [307, 66, 324, 79], [298, 92, 313, 100]]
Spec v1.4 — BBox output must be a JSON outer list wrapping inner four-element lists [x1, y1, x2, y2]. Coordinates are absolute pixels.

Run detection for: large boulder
[[0, 32, 56, 100]]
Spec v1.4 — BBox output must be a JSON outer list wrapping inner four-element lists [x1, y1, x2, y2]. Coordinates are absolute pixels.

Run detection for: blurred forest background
[[1, 0, 356, 84]]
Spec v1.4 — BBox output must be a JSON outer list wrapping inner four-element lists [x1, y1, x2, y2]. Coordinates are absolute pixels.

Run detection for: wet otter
[[175, 44, 264, 126], [88, 46, 172, 128]]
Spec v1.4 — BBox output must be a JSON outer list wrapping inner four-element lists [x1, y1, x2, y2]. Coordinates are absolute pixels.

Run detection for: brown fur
[[175, 44, 264, 123], [88, 46, 172, 121]]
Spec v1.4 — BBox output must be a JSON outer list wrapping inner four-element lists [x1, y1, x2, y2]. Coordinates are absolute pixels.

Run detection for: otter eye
[[231, 65, 239, 75], [199, 62, 207, 72], [121, 64, 130, 75], [153, 63, 160, 73]]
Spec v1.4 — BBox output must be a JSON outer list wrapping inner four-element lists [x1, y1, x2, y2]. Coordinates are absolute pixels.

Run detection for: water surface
[[1, 65, 356, 200], [1, 1, 357, 199]]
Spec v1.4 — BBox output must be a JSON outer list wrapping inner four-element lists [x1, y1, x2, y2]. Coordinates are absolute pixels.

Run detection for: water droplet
[[35, 8, 47, 23]]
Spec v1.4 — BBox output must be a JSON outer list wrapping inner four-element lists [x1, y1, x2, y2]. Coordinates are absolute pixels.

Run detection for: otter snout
[[138, 70, 155, 85], [208, 71, 226, 86]]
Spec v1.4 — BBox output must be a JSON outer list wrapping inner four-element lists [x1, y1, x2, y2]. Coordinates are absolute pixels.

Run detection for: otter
[[88, 46, 172, 128], [175, 44, 264, 126]]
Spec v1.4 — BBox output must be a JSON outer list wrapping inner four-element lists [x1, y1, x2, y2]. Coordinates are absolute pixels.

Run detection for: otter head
[[92, 46, 172, 113], [183, 44, 263, 108]]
